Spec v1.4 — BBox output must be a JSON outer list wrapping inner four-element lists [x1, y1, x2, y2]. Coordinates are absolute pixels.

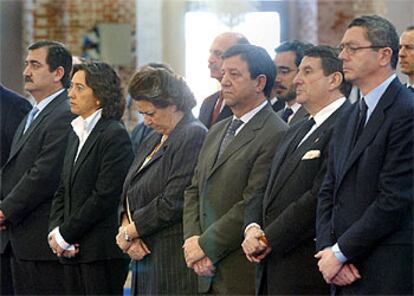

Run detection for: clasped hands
[[48, 233, 79, 258], [0, 210, 7, 231], [116, 223, 151, 261], [315, 248, 361, 286], [183, 235, 215, 277], [241, 226, 271, 263]]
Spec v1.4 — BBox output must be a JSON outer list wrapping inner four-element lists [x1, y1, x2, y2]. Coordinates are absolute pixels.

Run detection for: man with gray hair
[[198, 32, 249, 129], [316, 15, 413, 295]]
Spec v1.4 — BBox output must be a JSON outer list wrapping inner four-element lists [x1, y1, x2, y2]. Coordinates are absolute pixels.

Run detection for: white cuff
[[55, 227, 75, 251], [244, 223, 262, 236]]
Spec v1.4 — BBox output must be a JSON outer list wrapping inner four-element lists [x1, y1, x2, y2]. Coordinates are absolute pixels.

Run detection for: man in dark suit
[[48, 62, 133, 294], [315, 15, 413, 295], [0, 85, 31, 295], [198, 32, 249, 129], [183, 44, 287, 294], [273, 40, 312, 125], [0, 40, 73, 294], [242, 45, 351, 295], [0, 85, 31, 167], [399, 26, 414, 91]]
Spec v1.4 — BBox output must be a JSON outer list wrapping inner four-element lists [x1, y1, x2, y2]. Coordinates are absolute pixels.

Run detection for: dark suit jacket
[[121, 113, 207, 295], [198, 91, 232, 129], [49, 118, 133, 263], [270, 99, 285, 112], [184, 104, 288, 294], [277, 105, 308, 125], [0, 90, 73, 260], [0, 85, 31, 167], [246, 101, 350, 295], [316, 78, 414, 294]]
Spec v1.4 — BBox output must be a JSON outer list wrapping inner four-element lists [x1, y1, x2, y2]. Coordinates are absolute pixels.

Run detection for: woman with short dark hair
[[117, 65, 207, 295], [49, 62, 133, 295]]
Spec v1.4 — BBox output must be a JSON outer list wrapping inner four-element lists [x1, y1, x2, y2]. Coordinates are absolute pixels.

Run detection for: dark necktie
[[281, 107, 293, 123], [218, 119, 244, 159], [352, 98, 368, 147], [23, 106, 39, 134], [211, 93, 224, 125], [286, 117, 315, 157]]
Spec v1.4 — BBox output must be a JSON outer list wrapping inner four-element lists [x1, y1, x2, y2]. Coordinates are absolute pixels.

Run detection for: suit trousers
[[0, 245, 14, 295], [10, 255, 64, 295], [63, 258, 130, 295]]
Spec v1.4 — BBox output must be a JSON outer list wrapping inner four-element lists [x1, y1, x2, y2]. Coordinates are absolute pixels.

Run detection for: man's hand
[[193, 256, 215, 277], [315, 248, 343, 283], [183, 235, 205, 268], [242, 226, 271, 263], [48, 234, 78, 258], [116, 226, 133, 252], [127, 239, 151, 261], [0, 210, 6, 231], [331, 263, 361, 286]]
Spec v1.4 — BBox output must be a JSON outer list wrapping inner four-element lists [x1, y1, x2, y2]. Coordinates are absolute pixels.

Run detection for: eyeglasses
[[276, 67, 297, 76], [338, 44, 387, 55]]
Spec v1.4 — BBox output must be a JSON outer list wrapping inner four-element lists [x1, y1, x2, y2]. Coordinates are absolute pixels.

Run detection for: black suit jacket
[[121, 113, 206, 294], [198, 91, 232, 129], [49, 118, 134, 263], [0, 90, 73, 260], [246, 101, 349, 295], [270, 99, 284, 112], [316, 78, 414, 294], [0, 85, 31, 167]]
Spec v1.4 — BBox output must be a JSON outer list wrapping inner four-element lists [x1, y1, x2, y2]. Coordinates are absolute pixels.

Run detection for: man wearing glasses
[[315, 15, 413, 295], [273, 40, 312, 125]]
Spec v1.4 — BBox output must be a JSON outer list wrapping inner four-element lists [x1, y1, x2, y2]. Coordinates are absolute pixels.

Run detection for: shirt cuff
[[244, 223, 262, 236], [55, 227, 75, 251], [332, 243, 347, 263]]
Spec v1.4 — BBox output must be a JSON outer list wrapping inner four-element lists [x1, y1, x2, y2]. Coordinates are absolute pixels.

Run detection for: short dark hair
[[72, 62, 125, 120], [28, 40, 72, 88], [348, 15, 399, 69], [405, 25, 414, 32], [304, 45, 352, 97], [222, 44, 276, 98], [128, 65, 196, 113], [275, 40, 314, 67]]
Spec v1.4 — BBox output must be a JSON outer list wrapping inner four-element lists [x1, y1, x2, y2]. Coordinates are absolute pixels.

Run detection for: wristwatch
[[123, 229, 131, 242]]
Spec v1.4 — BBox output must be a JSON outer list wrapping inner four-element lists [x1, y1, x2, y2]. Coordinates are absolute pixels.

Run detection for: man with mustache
[[198, 32, 249, 129], [0, 40, 73, 294], [273, 40, 313, 125], [399, 26, 414, 92]]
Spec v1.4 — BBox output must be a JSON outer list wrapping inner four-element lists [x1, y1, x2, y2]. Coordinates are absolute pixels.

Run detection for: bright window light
[[185, 11, 280, 116]]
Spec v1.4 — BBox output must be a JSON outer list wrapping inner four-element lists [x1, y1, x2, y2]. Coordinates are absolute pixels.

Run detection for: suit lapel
[[70, 119, 107, 184], [7, 91, 68, 164], [338, 78, 401, 183]]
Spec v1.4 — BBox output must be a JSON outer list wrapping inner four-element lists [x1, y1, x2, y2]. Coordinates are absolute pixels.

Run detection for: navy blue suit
[[316, 78, 413, 294]]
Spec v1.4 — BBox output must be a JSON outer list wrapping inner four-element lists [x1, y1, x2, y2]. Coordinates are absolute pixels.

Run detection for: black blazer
[[246, 101, 349, 295], [0, 91, 73, 260], [121, 113, 207, 294], [198, 91, 232, 129], [49, 118, 134, 263], [0, 85, 31, 167], [316, 78, 414, 294]]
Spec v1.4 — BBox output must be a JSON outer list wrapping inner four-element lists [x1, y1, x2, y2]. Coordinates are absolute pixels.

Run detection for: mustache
[[24, 76, 33, 83]]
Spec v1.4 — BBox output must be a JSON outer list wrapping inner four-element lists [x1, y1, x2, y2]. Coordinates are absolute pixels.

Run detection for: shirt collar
[[234, 100, 268, 124], [361, 73, 396, 115], [71, 109, 102, 139], [311, 97, 346, 128], [33, 89, 65, 114], [284, 101, 301, 113]]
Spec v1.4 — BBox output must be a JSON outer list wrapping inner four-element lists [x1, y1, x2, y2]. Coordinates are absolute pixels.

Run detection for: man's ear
[[256, 74, 267, 93], [54, 66, 65, 83], [329, 72, 343, 91]]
